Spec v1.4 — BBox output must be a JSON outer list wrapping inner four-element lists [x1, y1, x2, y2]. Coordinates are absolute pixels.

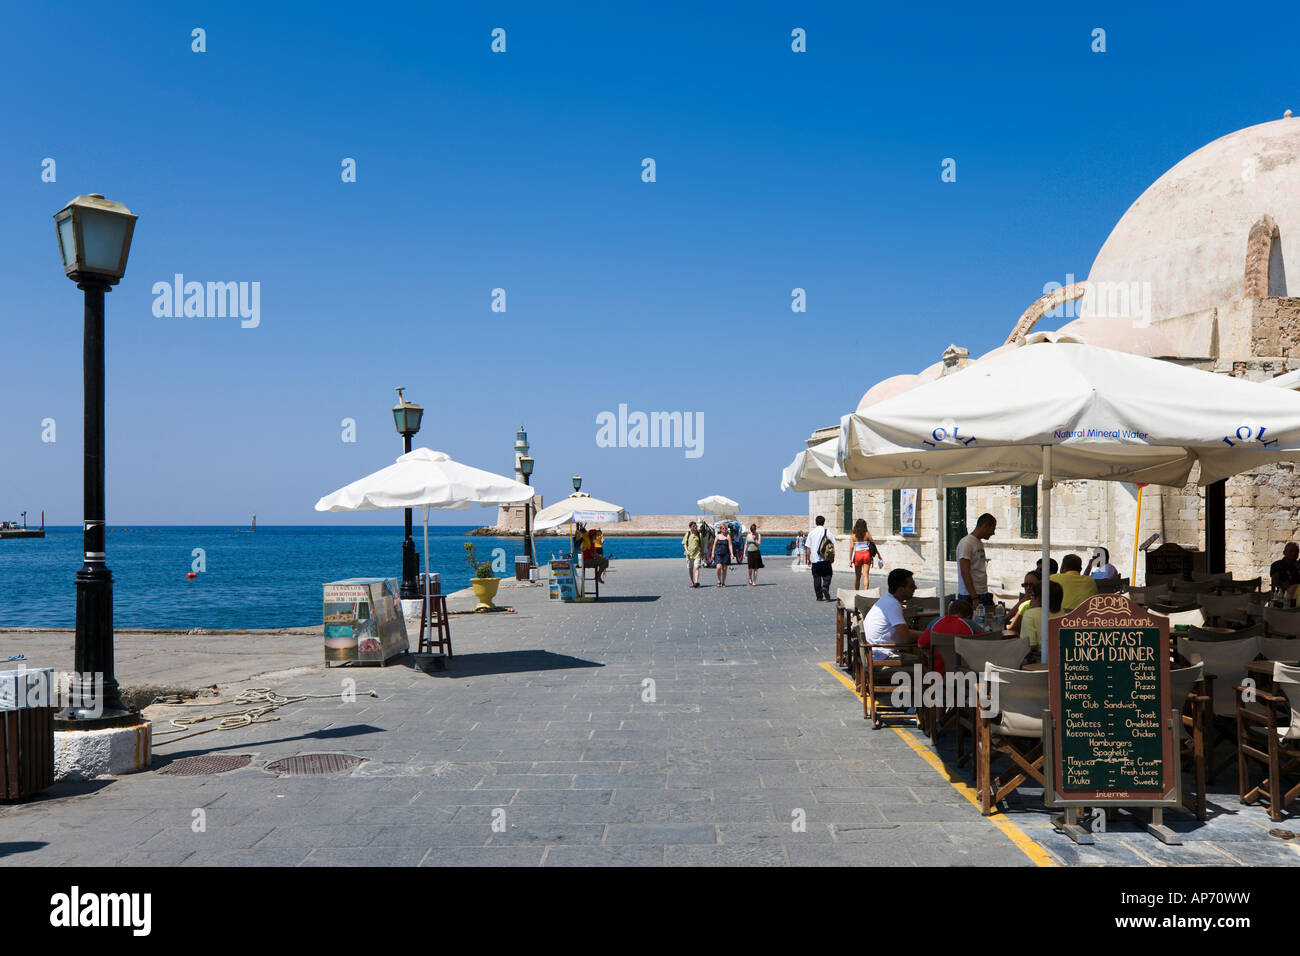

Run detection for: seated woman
[[582, 528, 610, 583]]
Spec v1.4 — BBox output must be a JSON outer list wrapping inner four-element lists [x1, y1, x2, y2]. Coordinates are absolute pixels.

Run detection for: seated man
[[919, 598, 986, 677], [862, 568, 926, 660], [1051, 553, 1098, 611], [1007, 569, 1040, 636], [1270, 542, 1300, 596], [1085, 547, 1120, 580]]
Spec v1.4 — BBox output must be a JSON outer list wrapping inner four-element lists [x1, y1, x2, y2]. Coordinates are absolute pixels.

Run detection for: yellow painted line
[[817, 661, 1056, 867]]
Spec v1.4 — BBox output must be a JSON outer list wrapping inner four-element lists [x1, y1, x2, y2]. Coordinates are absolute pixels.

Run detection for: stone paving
[[0, 557, 1296, 866]]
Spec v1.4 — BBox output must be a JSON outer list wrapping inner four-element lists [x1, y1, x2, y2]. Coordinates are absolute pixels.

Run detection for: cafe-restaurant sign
[[1046, 594, 1179, 808]]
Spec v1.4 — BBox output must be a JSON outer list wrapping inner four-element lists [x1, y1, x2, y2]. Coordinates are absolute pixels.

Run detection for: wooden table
[[1245, 658, 1300, 691]]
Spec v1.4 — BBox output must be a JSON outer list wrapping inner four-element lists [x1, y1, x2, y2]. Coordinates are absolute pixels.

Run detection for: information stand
[[1146, 542, 1193, 580], [322, 577, 408, 665], [1043, 594, 1182, 844]]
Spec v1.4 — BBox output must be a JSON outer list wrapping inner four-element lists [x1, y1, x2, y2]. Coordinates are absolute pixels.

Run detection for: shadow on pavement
[[154, 723, 387, 762], [422, 650, 604, 679], [0, 841, 49, 859], [586, 595, 660, 603]]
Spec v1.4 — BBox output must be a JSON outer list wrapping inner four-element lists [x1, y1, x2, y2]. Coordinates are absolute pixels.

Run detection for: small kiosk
[[323, 577, 408, 665]]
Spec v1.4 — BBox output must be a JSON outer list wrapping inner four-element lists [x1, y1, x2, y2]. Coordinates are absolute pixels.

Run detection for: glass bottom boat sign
[[1045, 593, 1179, 808], [323, 577, 408, 665]]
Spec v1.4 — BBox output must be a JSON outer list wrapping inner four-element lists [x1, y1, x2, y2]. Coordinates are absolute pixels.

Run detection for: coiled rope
[[149, 686, 377, 747]]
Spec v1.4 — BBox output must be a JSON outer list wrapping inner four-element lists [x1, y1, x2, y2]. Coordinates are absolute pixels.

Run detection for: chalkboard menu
[[1145, 542, 1192, 579], [1047, 594, 1177, 806]]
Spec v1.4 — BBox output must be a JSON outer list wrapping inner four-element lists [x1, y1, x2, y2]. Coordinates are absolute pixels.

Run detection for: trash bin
[[515, 556, 531, 581], [0, 668, 56, 801]]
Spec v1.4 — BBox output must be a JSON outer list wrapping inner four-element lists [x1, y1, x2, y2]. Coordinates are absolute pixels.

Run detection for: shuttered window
[[1021, 483, 1038, 538]]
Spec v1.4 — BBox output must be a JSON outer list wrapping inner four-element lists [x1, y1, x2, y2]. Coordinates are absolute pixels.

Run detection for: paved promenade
[[0, 558, 1295, 866]]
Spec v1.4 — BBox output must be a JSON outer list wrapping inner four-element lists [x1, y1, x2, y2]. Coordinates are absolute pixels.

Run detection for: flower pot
[[470, 577, 500, 611]]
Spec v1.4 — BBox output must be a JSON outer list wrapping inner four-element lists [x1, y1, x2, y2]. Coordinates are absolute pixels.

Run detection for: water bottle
[[996, 601, 1007, 631], [974, 604, 986, 629]]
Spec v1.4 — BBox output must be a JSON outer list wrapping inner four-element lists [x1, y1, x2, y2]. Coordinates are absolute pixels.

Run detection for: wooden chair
[[582, 561, 601, 599], [920, 631, 960, 745], [952, 637, 1029, 766], [859, 639, 923, 729], [1220, 576, 1262, 594], [1195, 592, 1251, 628], [1145, 572, 1180, 590], [1179, 633, 1262, 781], [903, 596, 941, 615], [846, 594, 878, 684], [1236, 662, 1300, 821], [417, 593, 453, 657], [1095, 576, 1129, 595], [976, 663, 1048, 815], [1264, 607, 1300, 638], [1261, 635, 1300, 662], [1172, 662, 1210, 820]]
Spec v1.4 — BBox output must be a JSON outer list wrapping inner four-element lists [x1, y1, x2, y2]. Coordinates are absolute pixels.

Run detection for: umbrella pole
[[1041, 446, 1052, 664], [937, 477, 946, 609], [423, 507, 431, 647], [1132, 484, 1144, 583]]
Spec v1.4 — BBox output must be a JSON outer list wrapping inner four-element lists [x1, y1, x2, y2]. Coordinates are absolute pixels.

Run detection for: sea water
[[0, 526, 794, 629]]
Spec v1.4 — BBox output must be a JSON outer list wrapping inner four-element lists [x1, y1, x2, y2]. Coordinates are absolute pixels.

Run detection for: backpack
[[817, 531, 835, 562]]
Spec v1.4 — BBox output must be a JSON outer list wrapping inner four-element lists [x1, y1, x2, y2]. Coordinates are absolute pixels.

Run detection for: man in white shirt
[[805, 515, 835, 601], [863, 568, 925, 660], [955, 512, 996, 610]]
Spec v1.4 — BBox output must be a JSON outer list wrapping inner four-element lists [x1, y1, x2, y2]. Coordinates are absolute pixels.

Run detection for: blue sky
[[2, 1, 1297, 525]]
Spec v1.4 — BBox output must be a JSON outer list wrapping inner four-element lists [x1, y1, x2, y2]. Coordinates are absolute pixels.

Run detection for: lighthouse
[[513, 425, 529, 482]]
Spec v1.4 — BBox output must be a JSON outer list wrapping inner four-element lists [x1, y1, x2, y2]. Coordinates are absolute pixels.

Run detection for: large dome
[[1078, 116, 1299, 324]]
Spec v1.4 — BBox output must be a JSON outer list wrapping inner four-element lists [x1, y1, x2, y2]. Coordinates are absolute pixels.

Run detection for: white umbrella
[[315, 448, 536, 651], [533, 492, 627, 532], [837, 337, 1300, 645], [697, 495, 741, 516]]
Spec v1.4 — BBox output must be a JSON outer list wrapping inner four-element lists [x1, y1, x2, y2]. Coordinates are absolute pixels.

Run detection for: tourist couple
[[683, 520, 764, 587]]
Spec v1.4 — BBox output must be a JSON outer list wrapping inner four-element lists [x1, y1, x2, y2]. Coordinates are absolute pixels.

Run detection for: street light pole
[[52, 194, 138, 730], [392, 387, 424, 600], [520, 456, 534, 567]]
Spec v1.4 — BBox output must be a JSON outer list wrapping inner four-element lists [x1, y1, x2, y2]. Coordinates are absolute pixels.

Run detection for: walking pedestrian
[[683, 521, 703, 588], [849, 518, 876, 590], [744, 523, 764, 585], [806, 515, 836, 601], [712, 522, 737, 586]]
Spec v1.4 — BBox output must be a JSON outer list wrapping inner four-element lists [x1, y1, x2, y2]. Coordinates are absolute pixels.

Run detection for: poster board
[[549, 559, 577, 602], [900, 489, 917, 535], [1045, 594, 1178, 808], [323, 577, 408, 665]]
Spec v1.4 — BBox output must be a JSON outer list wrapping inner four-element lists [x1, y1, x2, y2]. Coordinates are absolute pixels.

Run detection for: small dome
[[858, 374, 918, 409]]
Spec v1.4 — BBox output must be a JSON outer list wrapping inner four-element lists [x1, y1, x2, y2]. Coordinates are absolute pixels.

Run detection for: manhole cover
[[264, 753, 365, 776], [157, 754, 252, 776]]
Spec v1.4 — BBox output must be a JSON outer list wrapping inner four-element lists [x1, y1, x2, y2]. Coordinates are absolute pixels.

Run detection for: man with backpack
[[805, 515, 836, 601]]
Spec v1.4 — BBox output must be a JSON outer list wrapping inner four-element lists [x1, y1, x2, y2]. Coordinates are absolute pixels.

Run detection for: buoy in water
[[186, 572, 197, 579]]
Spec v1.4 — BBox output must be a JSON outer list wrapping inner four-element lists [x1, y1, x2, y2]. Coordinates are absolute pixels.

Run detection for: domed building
[[805, 114, 1300, 586]]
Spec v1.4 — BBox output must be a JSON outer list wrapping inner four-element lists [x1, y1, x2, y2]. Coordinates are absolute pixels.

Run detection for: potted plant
[[465, 543, 499, 611]]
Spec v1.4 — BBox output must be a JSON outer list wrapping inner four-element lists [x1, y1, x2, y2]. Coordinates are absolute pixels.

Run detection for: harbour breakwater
[[469, 514, 808, 536]]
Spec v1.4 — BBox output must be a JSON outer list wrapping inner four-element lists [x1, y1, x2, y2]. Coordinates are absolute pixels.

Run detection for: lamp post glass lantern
[[572, 475, 582, 493], [52, 194, 138, 729], [392, 387, 424, 599]]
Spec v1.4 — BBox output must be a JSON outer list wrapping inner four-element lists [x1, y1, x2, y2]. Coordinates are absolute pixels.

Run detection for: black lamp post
[[52, 194, 138, 729], [392, 387, 424, 599], [572, 475, 582, 493], [520, 456, 534, 566]]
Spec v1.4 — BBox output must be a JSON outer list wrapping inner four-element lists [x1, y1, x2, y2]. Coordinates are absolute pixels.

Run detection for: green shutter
[[892, 490, 901, 535], [842, 489, 853, 533], [945, 487, 967, 562], [1021, 483, 1038, 538]]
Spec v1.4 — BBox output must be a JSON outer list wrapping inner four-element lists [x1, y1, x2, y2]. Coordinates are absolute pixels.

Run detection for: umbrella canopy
[[315, 448, 535, 512], [839, 339, 1300, 487], [782, 439, 1037, 492], [697, 495, 741, 516], [533, 492, 627, 532]]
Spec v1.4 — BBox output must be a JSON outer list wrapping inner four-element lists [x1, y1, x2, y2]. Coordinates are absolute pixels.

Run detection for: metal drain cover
[[264, 753, 365, 776], [158, 754, 252, 776]]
